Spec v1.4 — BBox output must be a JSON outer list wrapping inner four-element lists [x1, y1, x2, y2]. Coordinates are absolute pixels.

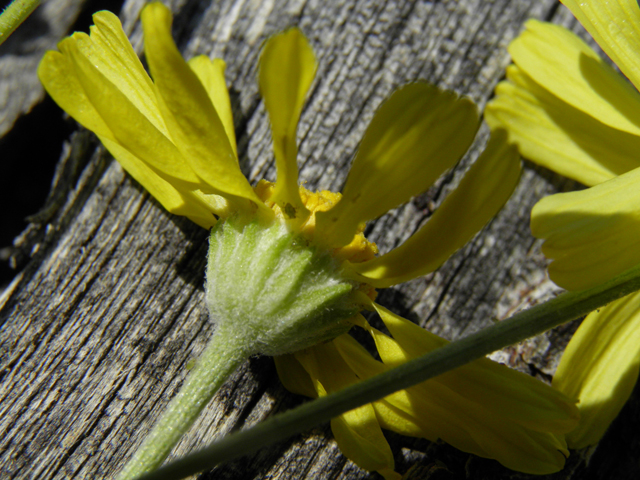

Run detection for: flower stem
[[136, 262, 640, 480], [0, 0, 40, 45], [117, 328, 248, 480]]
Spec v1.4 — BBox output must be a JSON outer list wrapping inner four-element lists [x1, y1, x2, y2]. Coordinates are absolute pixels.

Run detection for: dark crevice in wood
[[0, 98, 74, 286], [0, 0, 127, 292], [68, 0, 126, 35], [423, 248, 469, 331], [543, 1, 563, 22]]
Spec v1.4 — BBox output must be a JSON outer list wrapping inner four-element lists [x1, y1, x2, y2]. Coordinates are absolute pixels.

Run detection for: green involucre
[[206, 216, 360, 356]]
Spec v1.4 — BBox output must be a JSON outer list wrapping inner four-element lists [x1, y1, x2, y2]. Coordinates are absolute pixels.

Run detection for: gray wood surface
[[1, 0, 638, 479]]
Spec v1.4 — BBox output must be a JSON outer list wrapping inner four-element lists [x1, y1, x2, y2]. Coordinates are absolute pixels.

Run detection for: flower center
[[253, 180, 379, 264]]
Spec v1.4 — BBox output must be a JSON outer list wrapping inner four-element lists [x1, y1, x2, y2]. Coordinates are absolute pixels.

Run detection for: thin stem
[[0, 0, 40, 45], [138, 262, 640, 480], [117, 328, 248, 480]]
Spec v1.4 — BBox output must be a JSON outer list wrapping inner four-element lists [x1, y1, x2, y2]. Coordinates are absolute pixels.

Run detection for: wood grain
[[1, 0, 638, 479]]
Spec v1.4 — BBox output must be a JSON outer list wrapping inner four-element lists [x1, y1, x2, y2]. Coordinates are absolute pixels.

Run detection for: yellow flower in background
[[486, 0, 640, 449], [39, 2, 578, 477], [485, 2, 640, 291]]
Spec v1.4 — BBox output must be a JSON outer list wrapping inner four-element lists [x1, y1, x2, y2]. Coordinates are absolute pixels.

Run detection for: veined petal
[[315, 84, 479, 248], [60, 35, 202, 185], [486, 65, 640, 187], [100, 136, 223, 228], [368, 309, 574, 474], [371, 304, 579, 433], [510, 20, 640, 136], [373, 366, 569, 475], [531, 167, 640, 291], [347, 129, 520, 288], [294, 342, 398, 477], [39, 27, 225, 227], [188, 56, 237, 157], [77, 11, 168, 136], [553, 292, 640, 448], [259, 28, 316, 222], [141, 3, 264, 209], [38, 50, 112, 138], [562, 0, 640, 91], [332, 332, 480, 450], [337, 310, 576, 475]]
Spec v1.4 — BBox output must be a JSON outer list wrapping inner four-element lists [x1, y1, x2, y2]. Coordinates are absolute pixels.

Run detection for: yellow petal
[[273, 354, 317, 399], [562, 0, 640, 91], [531, 167, 640, 291], [293, 340, 361, 394], [259, 28, 316, 221], [100, 136, 222, 228], [60, 34, 202, 185], [141, 3, 264, 209], [336, 310, 576, 474], [188, 56, 237, 157], [509, 19, 640, 137], [486, 65, 640, 187], [371, 303, 579, 432], [315, 83, 479, 248], [294, 342, 398, 477], [38, 49, 112, 138], [374, 312, 577, 474], [332, 333, 470, 445], [40, 32, 226, 226], [347, 129, 520, 287], [78, 10, 168, 136], [554, 292, 640, 448], [331, 409, 400, 480]]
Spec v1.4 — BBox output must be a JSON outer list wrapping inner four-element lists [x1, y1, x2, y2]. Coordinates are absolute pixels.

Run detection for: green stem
[[117, 328, 248, 480], [0, 0, 40, 45], [137, 262, 640, 480]]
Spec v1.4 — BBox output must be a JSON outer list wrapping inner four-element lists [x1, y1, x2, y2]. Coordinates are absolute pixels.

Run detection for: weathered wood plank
[[1, 0, 638, 479]]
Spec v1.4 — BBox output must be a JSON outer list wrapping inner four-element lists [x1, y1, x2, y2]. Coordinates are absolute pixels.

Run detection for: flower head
[[39, 2, 579, 477], [486, 0, 640, 449], [38, 2, 522, 351]]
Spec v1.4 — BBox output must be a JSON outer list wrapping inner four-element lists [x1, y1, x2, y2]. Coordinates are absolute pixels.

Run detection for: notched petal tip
[[316, 83, 480, 248], [348, 128, 520, 287], [38, 48, 113, 139], [531, 166, 640, 291], [141, 2, 264, 210]]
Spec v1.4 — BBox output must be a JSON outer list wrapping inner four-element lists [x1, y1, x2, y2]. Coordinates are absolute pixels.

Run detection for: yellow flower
[[39, 2, 578, 477], [485, 3, 640, 291], [485, 0, 640, 449]]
